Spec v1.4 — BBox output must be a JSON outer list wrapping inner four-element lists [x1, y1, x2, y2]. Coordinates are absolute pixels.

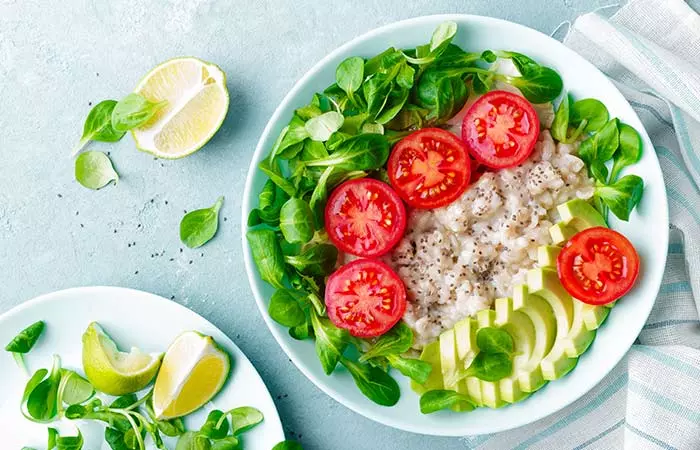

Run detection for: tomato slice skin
[[325, 259, 407, 338], [325, 178, 407, 257], [387, 128, 471, 209], [557, 227, 640, 306], [461, 90, 540, 169]]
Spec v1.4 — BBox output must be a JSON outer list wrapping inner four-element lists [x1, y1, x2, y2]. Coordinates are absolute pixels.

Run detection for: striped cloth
[[463, 1, 700, 448]]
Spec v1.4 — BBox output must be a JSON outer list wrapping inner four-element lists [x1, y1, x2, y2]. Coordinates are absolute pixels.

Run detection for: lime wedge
[[82, 322, 163, 396], [153, 331, 230, 419], [131, 57, 229, 159]]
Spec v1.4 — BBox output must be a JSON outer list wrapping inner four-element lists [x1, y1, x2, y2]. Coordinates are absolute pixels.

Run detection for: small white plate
[[242, 14, 669, 436], [0, 286, 284, 449]]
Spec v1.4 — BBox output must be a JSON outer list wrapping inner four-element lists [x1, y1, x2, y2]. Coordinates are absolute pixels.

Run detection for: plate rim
[[241, 13, 669, 436], [0, 285, 286, 444]]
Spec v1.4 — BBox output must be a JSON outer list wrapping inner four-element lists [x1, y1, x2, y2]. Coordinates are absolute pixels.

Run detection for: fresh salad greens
[[553, 92, 644, 222], [111, 93, 167, 132], [11, 321, 267, 450], [180, 196, 224, 248], [272, 441, 304, 450], [5, 320, 45, 374], [419, 389, 475, 414], [72, 100, 126, 156], [75, 151, 120, 190], [246, 20, 566, 408]]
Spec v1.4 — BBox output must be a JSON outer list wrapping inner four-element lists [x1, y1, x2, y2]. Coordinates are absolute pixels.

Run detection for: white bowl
[[242, 14, 668, 436]]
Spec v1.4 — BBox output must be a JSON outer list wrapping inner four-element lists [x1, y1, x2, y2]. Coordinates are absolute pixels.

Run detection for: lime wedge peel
[[131, 57, 229, 159]]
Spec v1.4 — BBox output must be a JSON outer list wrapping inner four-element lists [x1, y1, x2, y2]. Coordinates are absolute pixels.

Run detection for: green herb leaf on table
[[247, 229, 286, 289], [180, 196, 224, 248], [476, 327, 514, 354], [72, 100, 126, 155], [595, 175, 644, 221], [340, 357, 400, 406], [75, 151, 119, 190], [175, 431, 211, 450], [279, 198, 315, 244], [111, 93, 167, 132], [5, 320, 45, 373], [610, 123, 642, 181], [210, 437, 240, 450], [419, 389, 475, 414]]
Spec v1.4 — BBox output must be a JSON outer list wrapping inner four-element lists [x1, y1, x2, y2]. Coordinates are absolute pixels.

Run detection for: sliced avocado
[[512, 285, 555, 393], [411, 340, 442, 394], [440, 328, 459, 391], [466, 376, 483, 407], [540, 300, 596, 380], [537, 245, 561, 268], [454, 317, 477, 361], [527, 268, 574, 341], [549, 222, 578, 245], [557, 199, 606, 230], [582, 303, 611, 329], [476, 308, 497, 328], [493, 298, 536, 404]]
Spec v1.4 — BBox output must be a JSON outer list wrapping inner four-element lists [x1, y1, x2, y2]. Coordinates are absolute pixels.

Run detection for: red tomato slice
[[325, 259, 407, 337], [557, 227, 640, 305], [387, 128, 471, 209], [325, 178, 406, 257], [461, 90, 540, 169]]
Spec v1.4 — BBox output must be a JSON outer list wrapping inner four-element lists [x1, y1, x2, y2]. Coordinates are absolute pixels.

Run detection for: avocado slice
[[549, 222, 578, 245], [527, 268, 574, 340], [440, 328, 459, 390], [537, 245, 561, 268], [411, 341, 442, 394], [512, 285, 555, 393], [557, 199, 606, 230]]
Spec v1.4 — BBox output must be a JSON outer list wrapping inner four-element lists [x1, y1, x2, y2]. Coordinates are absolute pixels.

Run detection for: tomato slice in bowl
[[325, 178, 406, 257], [461, 90, 540, 169], [325, 259, 407, 338], [557, 227, 640, 306], [387, 128, 471, 209]]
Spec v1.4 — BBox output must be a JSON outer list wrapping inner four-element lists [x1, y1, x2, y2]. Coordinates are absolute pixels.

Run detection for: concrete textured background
[[0, 1, 602, 448]]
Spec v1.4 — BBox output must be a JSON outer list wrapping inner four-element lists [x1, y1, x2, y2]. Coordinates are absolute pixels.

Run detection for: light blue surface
[[0, 1, 600, 448]]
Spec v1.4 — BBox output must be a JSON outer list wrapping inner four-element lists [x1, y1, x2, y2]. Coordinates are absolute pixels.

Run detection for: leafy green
[[358, 322, 414, 361], [111, 93, 167, 132], [22, 355, 62, 423], [268, 289, 307, 327], [72, 100, 125, 155], [570, 98, 609, 134], [259, 156, 297, 197], [416, 67, 469, 124], [610, 123, 642, 181], [180, 196, 224, 248], [385, 354, 432, 384], [508, 66, 563, 104], [247, 229, 286, 289], [279, 198, 315, 244], [403, 21, 457, 65], [199, 410, 230, 439], [175, 432, 211, 450], [340, 357, 400, 406], [310, 311, 349, 374], [336, 56, 365, 100], [476, 327, 514, 354], [463, 352, 513, 382], [284, 244, 338, 276], [248, 180, 290, 227], [305, 111, 344, 142], [6, 320, 45, 373], [75, 151, 119, 190], [47, 427, 84, 450], [305, 133, 390, 171], [595, 175, 644, 221], [419, 390, 475, 414], [551, 93, 570, 142]]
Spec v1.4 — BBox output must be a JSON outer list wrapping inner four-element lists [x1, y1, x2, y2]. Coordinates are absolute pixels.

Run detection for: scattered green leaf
[[180, 196, 224, 248]]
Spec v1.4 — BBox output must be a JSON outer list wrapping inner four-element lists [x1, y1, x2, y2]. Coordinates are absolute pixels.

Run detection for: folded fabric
[[462, 1, 700, 448]]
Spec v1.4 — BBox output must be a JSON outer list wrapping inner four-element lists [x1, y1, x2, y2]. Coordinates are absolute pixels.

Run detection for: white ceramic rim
[[241, 14, 669, 436], [0, 286, 285, 443]]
